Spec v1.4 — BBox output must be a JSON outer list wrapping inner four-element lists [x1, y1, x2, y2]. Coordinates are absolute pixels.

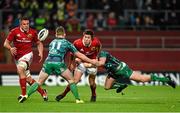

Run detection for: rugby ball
[[38, 28, 49, 41]]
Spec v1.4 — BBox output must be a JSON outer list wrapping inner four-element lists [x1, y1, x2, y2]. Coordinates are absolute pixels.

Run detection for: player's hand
[[91, 59, 99, 67], [38, 53, 43, 63], [10, 47, 17, 56]]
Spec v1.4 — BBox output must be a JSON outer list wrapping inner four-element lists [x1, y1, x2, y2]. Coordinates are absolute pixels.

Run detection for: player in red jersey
[[55, 29, 101, 102], [3, 17, 47, 103]]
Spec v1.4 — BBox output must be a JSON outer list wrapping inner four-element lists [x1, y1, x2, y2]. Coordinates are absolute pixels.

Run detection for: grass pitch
[[0, 85, 180, 112]]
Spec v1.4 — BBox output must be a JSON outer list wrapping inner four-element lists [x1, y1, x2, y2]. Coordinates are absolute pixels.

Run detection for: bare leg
[[130, 71, 151, 82]]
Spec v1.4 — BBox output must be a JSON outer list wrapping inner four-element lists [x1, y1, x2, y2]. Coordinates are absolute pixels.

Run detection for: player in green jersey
[[97, 50, 176, 93], [22, 26, 98, 103]]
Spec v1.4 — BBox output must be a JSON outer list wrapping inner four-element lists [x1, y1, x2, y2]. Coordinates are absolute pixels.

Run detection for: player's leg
[[104, 75, 128, 93], [27, 70, 49, 97], [87, 67, 97, 102], [56, 69, 83, 101], [17, 52, 32, 103], [16, 60, 28, 103], [88, 74, 96, 102], [26, 73, 48, 101], [61, 69, 84, 103], [130, 71, 176, 88]]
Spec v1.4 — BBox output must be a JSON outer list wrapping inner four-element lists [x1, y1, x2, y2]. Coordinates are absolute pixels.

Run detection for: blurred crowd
[[0, 0, 180, 32]]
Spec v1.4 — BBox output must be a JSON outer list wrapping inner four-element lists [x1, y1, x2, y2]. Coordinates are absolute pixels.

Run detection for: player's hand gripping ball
[[38, 28, 49, 41]]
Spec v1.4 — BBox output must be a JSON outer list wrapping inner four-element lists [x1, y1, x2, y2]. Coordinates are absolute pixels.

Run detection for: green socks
[[151, 74, 169, 83], [27, 82, 39, 97], [69, 83, 80, 100]]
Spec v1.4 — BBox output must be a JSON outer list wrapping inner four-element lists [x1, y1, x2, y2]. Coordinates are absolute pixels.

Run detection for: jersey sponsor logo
[[16, 39, 31, 43], [80, 48, 84, 52], [27, 34, 32, 38], [17, 34, 21, 37]]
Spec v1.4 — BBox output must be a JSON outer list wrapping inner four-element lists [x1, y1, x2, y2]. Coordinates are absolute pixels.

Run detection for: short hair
[[56, 26, 65, 35], [19, 16, 29, 22], [83, 29, 94, 38]]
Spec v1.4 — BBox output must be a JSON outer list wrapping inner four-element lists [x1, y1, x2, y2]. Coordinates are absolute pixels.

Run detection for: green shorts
[[110, 62, 133, 79], [42, 61, 67, 75]]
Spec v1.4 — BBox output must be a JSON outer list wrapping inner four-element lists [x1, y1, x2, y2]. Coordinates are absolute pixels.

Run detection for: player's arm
[[68, 52, 76, 71], [74, 51, 98, 66], [4, 39, 17, 56], [36, 40, 44, 62], [97, 57, 106, 66]]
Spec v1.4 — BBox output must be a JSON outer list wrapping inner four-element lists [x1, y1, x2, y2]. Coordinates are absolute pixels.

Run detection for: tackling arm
[[97, 57, 106, 66], [74, 51, 98, 66]]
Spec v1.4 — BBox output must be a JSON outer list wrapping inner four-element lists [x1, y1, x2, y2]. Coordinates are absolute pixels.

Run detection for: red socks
[[19, 78, 26, 96]]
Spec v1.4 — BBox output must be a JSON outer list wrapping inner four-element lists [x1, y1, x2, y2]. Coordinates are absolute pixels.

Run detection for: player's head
[[19, 16, 29, 32], [55, 26, 66, 38], [82, 29, 94, 47]]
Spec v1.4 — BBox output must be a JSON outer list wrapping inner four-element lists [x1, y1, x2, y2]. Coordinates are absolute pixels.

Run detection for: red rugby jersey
[[7, 27, 39, 60], [73, 37, 101, 59]]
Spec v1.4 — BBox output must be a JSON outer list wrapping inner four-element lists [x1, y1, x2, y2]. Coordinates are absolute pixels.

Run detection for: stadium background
[[0, 0, 180, 86]]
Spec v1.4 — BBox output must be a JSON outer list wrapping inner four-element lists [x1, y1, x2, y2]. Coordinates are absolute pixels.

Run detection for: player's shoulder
[[10, 27, 19, 32], [92, 37, 101, 44], [73, 38, 82, 44], [29, 28, 37, 33]]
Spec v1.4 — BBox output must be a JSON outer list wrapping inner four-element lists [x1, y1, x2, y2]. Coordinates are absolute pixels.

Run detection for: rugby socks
[[61, 85, 70, 97], [28, 79, 45, 97], [151, 74, 169, 83], [111, 82, 126, 89], [90, 85, 96, 96], [69, 83, 80, 100], [19, 78, 26, 96], [27, 82, 39, 97]]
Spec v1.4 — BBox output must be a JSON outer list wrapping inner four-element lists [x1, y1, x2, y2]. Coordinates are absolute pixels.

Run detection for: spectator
[[19, 0, 30, 10], [94, 12, 107, 31], [30, 0, 39, 11], [66, 0, 78, 18], [1, 0, 12, 9], [66, 16, 80, 32], [107, 12, 118, 30], [43, 0, 54, 11], [86, 13, 95, 30]]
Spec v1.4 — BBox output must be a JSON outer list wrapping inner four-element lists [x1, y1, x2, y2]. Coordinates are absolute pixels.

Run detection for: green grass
[[0, 85, 180, 112]]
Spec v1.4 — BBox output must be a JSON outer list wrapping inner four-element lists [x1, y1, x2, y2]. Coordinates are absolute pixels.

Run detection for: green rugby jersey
[[99, 51, 122, 73], [46, 38, 78, 62]]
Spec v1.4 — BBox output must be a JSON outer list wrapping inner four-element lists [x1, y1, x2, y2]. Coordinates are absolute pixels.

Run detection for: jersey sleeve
[[32, 29, 39, 42], [68, 41, 78, 53], [6, 29, 15, 42], [99, 51, 107, 58], [96, 39, 102, 53]]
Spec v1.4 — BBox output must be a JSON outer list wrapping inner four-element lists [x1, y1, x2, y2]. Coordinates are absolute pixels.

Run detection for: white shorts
[[15, 52, 33, 77], [76, 63, 97, 75]]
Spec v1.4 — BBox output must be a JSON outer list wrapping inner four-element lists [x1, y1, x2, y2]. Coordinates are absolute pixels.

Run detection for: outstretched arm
[[36, 41, 44, 62], [74, 51, 98, 66], [97, 57, 106, 66]]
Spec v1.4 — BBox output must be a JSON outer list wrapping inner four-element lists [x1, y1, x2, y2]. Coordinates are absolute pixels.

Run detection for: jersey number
[[51, 42, 62, 50]]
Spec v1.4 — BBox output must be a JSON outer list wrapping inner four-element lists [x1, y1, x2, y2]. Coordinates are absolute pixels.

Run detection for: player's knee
[[17, 61, 28, 71], [17, 66, 25, 75], [68, 79, 75, 84]]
